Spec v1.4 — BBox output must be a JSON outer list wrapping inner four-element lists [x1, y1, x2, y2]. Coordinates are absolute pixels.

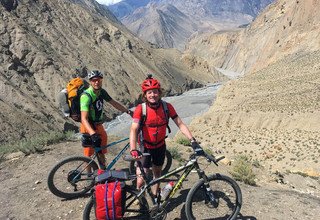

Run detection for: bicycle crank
[[150, 207, 167, 220]]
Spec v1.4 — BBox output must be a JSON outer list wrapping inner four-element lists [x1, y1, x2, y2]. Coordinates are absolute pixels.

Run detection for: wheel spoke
[[186, 175, 242, 220], [47, 156, 98, 199]]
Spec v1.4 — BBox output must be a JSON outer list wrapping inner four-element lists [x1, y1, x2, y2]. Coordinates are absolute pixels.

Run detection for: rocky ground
[[0, 136, 319, 220]]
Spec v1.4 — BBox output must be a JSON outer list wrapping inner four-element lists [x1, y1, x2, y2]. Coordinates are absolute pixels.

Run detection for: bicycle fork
[[203, 181, 219, 208], [198, 170, 219, 208]]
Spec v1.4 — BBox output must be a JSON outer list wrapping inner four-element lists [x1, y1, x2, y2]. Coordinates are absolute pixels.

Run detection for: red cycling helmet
[[141, 74, 161, 92]]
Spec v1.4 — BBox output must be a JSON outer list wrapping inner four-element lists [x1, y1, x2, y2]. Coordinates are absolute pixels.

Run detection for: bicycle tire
[[185, 174, 242, 220], [83, 185, 150, 220], [47, 156, 99, 199], [129, 149, 172, 175]]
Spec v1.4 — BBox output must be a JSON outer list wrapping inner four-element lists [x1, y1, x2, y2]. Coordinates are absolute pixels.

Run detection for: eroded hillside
[[185, 0, 320, 74], [190, 51, 320, 175], [187, 0, 320, 177], [0, 0, 220, 143]]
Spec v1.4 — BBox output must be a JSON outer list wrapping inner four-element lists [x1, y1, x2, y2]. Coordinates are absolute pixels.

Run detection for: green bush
[[0, 131, 75, 155], [230, 155, 256, 186], [176, 137, 191, 146], [168, 146, 185, 163]]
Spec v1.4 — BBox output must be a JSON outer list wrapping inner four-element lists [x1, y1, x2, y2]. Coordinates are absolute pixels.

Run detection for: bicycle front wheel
[[83, 185, 150, 220], [129, 149, 172, 175], [47, 156, 98, 199], [185, 174, 242, 220]]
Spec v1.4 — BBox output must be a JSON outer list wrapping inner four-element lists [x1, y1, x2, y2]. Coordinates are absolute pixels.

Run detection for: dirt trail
[[0, 138, 319, 220]]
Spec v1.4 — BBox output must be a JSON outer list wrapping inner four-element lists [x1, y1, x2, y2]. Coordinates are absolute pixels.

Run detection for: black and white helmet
[[88, 70, 103, 80]]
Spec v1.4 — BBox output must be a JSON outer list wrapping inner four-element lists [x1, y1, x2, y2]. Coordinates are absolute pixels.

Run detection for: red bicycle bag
[[95, 180, 124, 220]]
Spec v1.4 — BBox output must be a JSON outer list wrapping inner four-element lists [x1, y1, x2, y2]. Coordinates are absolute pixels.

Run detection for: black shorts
[[141, 145, 166, 169]]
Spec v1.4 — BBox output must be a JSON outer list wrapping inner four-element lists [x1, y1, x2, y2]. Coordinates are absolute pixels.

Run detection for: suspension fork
[[195, 164, 219, 207]]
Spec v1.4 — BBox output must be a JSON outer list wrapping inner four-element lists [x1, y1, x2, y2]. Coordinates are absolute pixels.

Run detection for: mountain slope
[[0, 0, 219, 143], [186, 0, 320, 74], [109, 0, 274, 50], [122, 3, 198, 50], [187, 0, 320, 176]]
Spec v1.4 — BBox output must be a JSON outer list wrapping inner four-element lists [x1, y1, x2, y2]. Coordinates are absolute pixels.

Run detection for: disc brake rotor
[[67, 170, 81, 183]]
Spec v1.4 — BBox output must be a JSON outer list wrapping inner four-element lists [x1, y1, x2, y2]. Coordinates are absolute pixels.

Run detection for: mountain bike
[[47, 137, 172, 199], [83, 145, 242, 220]]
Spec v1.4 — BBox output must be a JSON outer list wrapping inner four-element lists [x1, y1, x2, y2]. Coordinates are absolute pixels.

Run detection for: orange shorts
[[80, 123, 107, 156]]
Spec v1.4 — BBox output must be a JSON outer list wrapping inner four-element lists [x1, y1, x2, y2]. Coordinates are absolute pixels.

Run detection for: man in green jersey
[[80, 70, 132, 168]]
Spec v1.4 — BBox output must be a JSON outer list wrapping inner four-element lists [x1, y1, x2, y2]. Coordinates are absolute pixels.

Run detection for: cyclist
[[129, 74, 201, 196], [80, 70, 132, 169]]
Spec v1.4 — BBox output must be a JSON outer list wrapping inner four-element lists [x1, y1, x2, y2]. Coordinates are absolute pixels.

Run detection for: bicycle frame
[[137, 155, 206, 208], [72, 137, 129, 182]]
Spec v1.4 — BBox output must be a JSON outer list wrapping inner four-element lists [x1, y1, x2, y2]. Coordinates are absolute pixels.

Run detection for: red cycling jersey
[[133, 102, 177, 149]]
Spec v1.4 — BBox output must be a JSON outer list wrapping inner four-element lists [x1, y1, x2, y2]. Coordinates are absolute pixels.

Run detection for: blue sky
[[96, 0, 123, 5]]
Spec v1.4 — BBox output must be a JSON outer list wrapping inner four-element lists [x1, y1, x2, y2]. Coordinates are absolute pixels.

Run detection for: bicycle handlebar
[[191, 145, 225, 166]]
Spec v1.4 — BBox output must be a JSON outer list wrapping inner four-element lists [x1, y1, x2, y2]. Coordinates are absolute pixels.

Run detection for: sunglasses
[[90, 78, 102, 82]]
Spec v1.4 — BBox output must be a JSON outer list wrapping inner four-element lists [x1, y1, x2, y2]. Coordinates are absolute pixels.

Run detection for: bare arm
[[129, 122, 140, 152], [173, 116, 194, 141], [81, 111, 95, 135], [108, 99, 128, 113]]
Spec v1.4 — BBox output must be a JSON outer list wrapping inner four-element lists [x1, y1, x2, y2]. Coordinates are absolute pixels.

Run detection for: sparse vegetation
[[176, 137, 191, 146], [0, 131, 75, 156], [204, 148, 213, 156], [230, 155, 256, 186], [168, 146, 185, 164]]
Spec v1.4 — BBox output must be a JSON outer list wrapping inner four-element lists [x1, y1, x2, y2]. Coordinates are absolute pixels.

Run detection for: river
[[104, 83, 221, 138]]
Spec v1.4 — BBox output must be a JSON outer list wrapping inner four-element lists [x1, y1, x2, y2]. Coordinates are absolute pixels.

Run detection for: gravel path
[[0, 138, 319, 220]]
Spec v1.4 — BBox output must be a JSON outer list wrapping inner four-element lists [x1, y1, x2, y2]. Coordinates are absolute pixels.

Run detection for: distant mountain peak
[[111, 0, 274, 50]]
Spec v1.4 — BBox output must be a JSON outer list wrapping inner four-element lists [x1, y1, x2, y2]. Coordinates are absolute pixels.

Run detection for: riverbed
[[105, 83, 221, 138]]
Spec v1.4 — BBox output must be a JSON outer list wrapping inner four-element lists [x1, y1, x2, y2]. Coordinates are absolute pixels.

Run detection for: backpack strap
[[81, 91, 96, 129], [137, 103, 147, 150], [161, 100, 171, 134], [81, 90, 92, 106], [141, 102, 147, 125]]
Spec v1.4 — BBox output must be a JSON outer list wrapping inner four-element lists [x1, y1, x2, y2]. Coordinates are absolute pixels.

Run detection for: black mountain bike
[[83, 145, 242, 220], [47, 138, 172, 199]]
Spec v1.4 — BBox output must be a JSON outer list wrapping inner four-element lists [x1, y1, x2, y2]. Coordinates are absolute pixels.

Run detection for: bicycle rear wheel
[[185, 174, 242, 220], [47, 156, 98, 199], [83, 185, 150, 220], [129, 149, 172, 175]]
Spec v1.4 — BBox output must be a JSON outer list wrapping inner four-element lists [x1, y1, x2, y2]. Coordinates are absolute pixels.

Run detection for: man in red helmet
[[129, 74, 202, 196]]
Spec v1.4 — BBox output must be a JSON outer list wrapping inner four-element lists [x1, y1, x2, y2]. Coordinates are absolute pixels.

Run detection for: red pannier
[[95, 180, 124, 220]]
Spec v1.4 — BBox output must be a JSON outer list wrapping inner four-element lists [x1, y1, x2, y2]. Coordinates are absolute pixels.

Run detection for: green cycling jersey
[[80, 86, 112, 123]]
